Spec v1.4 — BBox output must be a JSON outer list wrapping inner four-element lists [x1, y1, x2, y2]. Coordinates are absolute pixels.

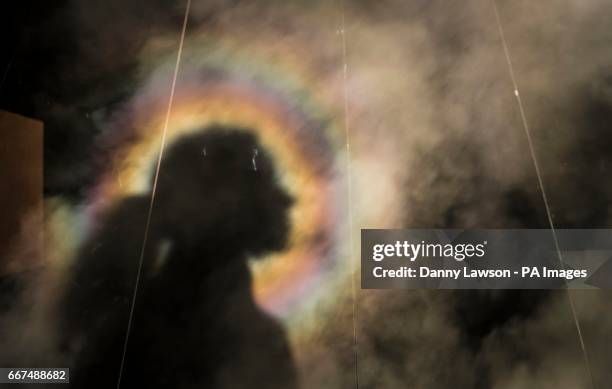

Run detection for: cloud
[[2, 0, 612, 387]]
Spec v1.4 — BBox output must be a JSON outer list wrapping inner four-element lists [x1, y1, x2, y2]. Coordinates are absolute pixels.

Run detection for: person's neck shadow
[[60, 127, 298, 389]]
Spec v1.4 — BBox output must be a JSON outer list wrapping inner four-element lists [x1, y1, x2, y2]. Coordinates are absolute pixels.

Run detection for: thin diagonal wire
[[491, 2, 595, 388], [340, 7, 360, 389], [116, 1, 191, 387]]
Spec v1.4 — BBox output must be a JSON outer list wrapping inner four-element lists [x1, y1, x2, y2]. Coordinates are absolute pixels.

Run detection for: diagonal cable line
[[340, 7, 360, 389], [116, 1, 191, 387], [490, 1, 595, 388]]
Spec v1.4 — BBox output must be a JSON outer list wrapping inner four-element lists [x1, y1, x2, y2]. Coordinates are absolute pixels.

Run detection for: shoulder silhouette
[[60, 127, 297, 389]]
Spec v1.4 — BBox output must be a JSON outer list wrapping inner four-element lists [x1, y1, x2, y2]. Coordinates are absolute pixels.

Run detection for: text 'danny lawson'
[[361, 229, 612, 289]]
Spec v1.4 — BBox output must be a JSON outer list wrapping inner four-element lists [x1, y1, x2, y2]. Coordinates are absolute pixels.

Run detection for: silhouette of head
[[153, 126, 293, 258]]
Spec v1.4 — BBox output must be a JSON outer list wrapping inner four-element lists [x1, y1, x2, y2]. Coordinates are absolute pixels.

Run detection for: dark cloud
[[293, 1, 612, 388], [1, 0, 190, 199]]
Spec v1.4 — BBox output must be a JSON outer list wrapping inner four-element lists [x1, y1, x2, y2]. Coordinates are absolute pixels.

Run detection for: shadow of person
[[59, 127, 298, 388]]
